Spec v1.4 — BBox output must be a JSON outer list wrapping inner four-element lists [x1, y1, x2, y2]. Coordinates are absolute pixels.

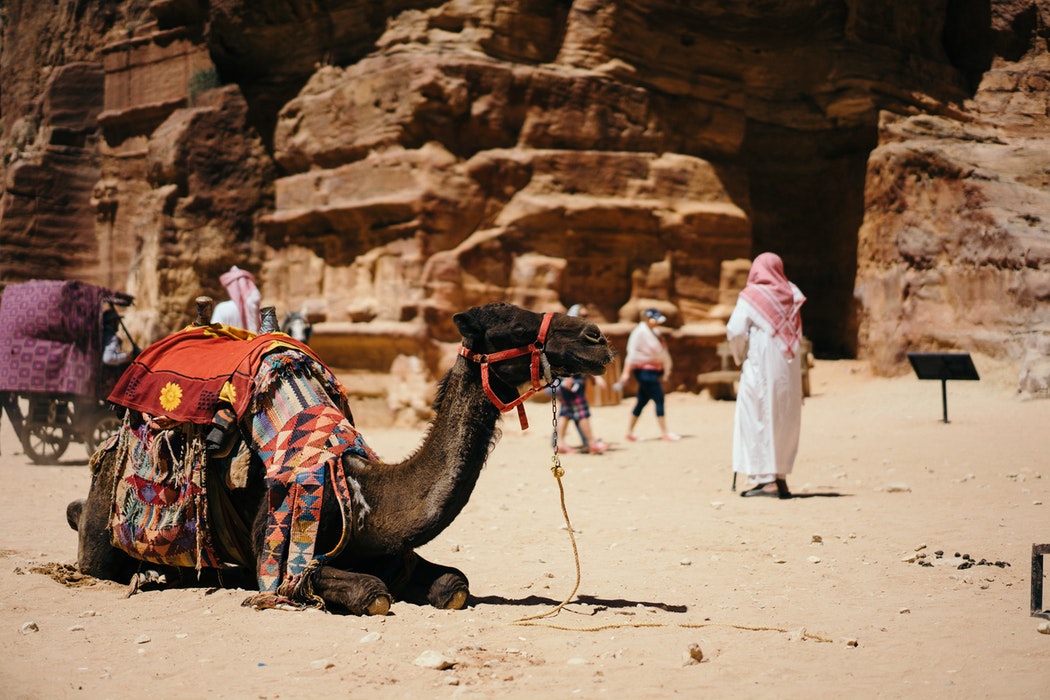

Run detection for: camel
[[66, 302, 613, 615]]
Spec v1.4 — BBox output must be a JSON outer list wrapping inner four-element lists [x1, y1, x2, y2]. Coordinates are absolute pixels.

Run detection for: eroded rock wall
[[856, 47, 1050, 393], [1, 0, 1048, 413]]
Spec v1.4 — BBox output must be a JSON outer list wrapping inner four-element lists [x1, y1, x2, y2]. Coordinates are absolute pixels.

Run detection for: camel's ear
[[453, 306, 485, 343]]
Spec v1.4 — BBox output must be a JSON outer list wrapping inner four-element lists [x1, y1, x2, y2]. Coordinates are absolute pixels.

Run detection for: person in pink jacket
[[617, 308, 680, 442]]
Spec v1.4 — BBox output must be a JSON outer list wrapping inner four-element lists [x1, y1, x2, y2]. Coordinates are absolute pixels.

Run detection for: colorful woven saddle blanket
[[245, 349, 377, 596], [108, 416, 222, 569], [107, 329, 377, 600]]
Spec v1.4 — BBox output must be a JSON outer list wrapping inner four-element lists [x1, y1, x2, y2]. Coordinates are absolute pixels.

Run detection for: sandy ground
[[1, 357, 1048, 699]]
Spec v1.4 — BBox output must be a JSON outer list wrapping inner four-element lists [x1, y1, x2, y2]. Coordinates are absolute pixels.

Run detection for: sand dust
[[1, 357, 1047, 698]]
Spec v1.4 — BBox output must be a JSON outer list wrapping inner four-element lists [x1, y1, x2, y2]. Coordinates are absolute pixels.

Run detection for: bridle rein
[[457, 312, 555, 430]]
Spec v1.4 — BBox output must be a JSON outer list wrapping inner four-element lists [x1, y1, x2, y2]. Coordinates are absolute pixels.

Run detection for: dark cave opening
[[943, 0, 994, 92], [743, 122, 878, 360]]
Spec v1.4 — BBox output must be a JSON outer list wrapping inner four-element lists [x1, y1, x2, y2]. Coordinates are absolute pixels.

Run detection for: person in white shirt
[[727, 252, 806, 499], [617, 307, 680, 442], [102, 309, 129, 366], [211, 265, 261, 333]]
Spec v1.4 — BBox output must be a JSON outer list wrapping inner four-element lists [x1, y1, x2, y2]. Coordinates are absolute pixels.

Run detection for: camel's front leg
[[394, 551, 470, 610], [312, 566, 394, 616]]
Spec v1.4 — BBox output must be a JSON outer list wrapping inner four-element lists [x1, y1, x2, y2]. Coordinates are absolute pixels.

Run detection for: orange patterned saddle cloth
[[108, 324, 322, 424]]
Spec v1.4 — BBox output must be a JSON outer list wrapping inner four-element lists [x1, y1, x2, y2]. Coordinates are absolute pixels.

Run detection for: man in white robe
[[211, 265, 261, 333], [727, 253, 806, 499]]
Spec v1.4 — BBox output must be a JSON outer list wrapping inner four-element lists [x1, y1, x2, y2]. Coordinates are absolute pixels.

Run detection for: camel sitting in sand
[[66, 302, 612, 615]]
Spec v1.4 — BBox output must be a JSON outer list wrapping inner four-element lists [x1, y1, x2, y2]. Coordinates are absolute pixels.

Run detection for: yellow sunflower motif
[[219, 381, 237, 405], [159, 382, 183, 412]]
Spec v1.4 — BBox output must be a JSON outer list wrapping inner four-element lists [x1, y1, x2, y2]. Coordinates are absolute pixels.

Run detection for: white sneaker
[[661, 432, 681, 441]]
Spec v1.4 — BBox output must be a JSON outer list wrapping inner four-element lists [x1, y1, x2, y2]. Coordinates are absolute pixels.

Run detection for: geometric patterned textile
[[246, 350, 377, 594], [108, 324, 323, 425], [0, 279, 132, 396], [104, 338, 375, 604], [108, 415, 221, 569]]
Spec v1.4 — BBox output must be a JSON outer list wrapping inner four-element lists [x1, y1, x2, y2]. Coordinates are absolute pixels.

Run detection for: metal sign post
[[906, 352, 980, 423], [1033, 543, 1050, 620]]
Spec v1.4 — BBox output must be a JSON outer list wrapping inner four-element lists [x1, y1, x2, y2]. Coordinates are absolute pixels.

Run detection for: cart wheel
[[19, 397, 72, 464], [86, 414, 122, 454], [23, 422, 71, 464]]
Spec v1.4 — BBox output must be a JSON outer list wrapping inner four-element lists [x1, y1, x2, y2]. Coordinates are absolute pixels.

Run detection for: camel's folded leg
[[312, 567, 394, 616], [394, 552, 470, 610]]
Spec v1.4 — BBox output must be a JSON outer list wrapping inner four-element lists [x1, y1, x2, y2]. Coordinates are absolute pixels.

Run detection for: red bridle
[[457, 312, 555, 430]]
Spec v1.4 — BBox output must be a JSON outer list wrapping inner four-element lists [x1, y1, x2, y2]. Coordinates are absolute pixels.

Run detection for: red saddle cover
[[108, 325, 321, 424]]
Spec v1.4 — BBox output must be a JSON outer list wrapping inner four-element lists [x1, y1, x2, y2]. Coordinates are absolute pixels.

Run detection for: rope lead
[[512, 385, 835, 642]]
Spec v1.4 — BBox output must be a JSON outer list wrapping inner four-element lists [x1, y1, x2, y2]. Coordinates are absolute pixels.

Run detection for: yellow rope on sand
[[512, 419, 833, 644], [511, 456, 581, 626]]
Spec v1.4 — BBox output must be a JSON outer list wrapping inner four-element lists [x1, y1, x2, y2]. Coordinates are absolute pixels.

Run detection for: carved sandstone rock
[[1, 0, 1048, 412]]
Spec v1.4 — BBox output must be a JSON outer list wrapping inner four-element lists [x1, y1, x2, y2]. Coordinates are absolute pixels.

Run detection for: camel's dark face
[[453, 302, 613, 386]]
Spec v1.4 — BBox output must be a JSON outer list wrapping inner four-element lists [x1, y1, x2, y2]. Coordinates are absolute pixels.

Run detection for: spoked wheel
[[86, 412, 122, 454], [23, 424, 71, 463], [20, 397, 72, 464]]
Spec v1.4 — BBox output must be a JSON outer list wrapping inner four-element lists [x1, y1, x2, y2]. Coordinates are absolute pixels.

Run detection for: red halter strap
[[457, 312, 555, 430]]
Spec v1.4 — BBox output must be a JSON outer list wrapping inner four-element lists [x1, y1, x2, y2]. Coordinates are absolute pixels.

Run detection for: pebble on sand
[[682, 643, 704, 665], [414, 650, 456, 670]]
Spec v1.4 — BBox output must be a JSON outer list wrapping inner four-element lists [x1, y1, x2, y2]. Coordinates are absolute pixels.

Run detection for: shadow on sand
[[471, 593, 689, 614]]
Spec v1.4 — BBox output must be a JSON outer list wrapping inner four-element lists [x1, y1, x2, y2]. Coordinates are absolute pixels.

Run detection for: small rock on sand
[[682, 643, 704, 665], [414, 650, 455, 670]]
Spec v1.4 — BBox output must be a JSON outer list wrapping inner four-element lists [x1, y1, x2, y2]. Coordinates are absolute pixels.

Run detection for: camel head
[[454, 302, 613, 407]]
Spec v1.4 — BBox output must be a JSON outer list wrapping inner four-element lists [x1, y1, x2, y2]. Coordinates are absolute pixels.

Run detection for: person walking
[[617, 308, 680, 442], [555, 304, 609, 454], [727, 252, 806, 499]]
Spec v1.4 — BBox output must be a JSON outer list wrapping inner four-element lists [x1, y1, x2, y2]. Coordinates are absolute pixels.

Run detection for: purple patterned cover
[[0, 279, 132, 396]]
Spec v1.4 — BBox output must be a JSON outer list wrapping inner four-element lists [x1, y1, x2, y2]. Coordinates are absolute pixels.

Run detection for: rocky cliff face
[[2, 0, 1048, 414], [856, 43, 1050, 395]]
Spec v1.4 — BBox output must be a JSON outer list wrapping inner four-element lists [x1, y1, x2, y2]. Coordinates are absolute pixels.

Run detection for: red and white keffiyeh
[[738, 252, 806, 358], [220, 266, 261, 333]]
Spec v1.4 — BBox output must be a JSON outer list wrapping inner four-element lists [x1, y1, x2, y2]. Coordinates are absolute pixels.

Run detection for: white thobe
[[726, 290, 804, 483], [211, 298, 261, 333]]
